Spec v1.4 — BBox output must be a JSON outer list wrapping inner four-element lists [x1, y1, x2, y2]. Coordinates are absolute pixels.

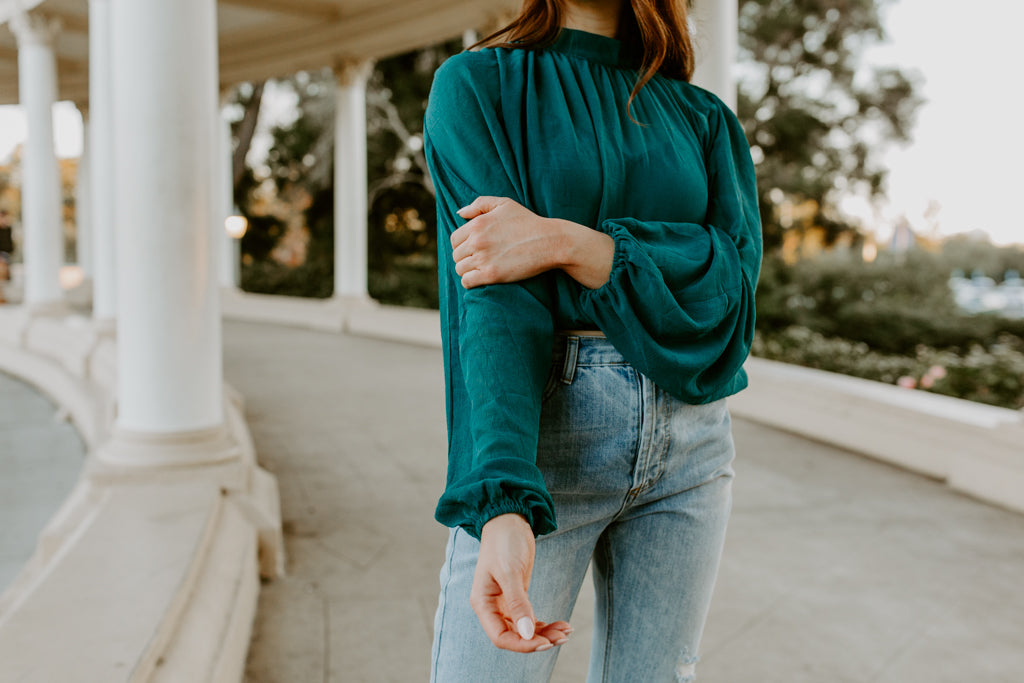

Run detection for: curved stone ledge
[[730, 357, 1024, 515], [221, 287, 443, 348], [0, 306, 283, 683]]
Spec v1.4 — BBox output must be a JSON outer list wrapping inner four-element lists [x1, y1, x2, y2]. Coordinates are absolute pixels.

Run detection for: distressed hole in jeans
[[675, 652, 699, 683]]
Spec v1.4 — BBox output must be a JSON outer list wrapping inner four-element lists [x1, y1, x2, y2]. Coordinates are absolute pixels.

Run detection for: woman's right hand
[[470, 513, 573, 652]]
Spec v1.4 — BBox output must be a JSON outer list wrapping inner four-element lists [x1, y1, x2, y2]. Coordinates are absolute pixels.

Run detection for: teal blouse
[[424, 28, 762, 540]]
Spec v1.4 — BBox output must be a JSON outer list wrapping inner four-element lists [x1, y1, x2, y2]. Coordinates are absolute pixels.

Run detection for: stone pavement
[[225, 320, 1024, 683], [0, 371, 85, 593]]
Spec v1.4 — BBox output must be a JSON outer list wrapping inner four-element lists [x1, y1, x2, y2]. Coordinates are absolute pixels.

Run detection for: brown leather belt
[[556, 329, 606, 337]]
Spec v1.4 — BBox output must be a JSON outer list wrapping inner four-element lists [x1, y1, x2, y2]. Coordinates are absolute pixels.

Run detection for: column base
[[326, 293, 378, 331], [328, 292, 377, 309], [89, 315, 116, 338], [95, 422, 242, 470], [25, 299, 74, 318], [0, 304, 32, 346]]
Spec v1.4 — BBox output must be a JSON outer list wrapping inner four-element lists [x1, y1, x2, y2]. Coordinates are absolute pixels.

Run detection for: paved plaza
[[3, 319, 1024, 682], [222, 321, 1024, 683]]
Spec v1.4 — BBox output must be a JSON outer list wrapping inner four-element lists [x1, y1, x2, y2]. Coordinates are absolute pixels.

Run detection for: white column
[[10, 13, 64, 310], [219, 102, 237, 288], [102, 0, 235, 465], [76, 107, 93, 280], [691, 0, 738, 111], [333, 60, 372, 301], [89, 0, 117, 322]]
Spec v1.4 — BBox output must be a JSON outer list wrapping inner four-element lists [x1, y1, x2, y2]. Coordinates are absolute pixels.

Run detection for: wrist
[[550, 219, 614, 290], [549, 219, 584, 272], [481, 512, 532, 539]]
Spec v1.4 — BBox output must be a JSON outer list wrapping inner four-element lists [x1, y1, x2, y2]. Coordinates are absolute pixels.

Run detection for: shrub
[[753, 326, 1024, 410], [756, 251, 1024, 354], [240, 258, 333, 299]]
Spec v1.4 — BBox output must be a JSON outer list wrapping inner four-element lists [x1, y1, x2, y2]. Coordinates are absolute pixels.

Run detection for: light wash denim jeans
[[431, 335, 735, 683]]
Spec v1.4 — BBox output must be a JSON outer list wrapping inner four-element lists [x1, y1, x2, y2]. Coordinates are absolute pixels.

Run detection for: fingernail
[[553, 637, 569, 646], [536, 643, 554, 652], [517, 617, 535, 641]]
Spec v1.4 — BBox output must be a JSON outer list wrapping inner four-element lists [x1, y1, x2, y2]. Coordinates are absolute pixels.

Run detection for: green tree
[[737, 0, 921, 250]]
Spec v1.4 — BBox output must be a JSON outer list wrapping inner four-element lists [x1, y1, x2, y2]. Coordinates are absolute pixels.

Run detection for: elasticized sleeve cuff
[[578, 220, 635, 303], [435, 467, 557, 540]]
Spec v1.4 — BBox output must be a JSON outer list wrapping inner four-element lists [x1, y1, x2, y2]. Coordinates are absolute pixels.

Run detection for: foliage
[[753, 326, 1024, 409], [240, 213, 286, 263], [240, 257, 333, 299], [938, 236, 1024, 282], [754, 249, 1024, 409], [755, 250, 1024, 355], [737, 0, 921, 250]]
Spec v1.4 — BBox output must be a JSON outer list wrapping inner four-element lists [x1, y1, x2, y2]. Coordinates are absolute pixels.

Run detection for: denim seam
[[651, 386, 672, 486], [598, 534, 616, 683], [611, 367, 645, 522], [431, 528, 460, 683], [631, 372, 659, 498]]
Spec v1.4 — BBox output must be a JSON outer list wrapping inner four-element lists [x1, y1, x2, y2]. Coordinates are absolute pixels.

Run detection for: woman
[[424, 0, 761, 680]]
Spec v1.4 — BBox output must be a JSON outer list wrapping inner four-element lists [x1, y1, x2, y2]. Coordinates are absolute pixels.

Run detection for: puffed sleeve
[[424, 53, 558, 539], [579, 95, 762, 402]]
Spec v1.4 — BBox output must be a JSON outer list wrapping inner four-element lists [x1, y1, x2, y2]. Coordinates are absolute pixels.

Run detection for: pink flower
[[920, 375, 935, 389], [927, 365, 948, 380], [897, 375, 917, 389]]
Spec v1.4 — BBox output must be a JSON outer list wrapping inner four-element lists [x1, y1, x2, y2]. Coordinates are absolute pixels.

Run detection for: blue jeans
[[431, 335, 736, 682]]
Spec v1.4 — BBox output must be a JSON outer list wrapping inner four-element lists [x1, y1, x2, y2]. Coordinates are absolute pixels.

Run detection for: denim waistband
[[551, 334, 628, 385]]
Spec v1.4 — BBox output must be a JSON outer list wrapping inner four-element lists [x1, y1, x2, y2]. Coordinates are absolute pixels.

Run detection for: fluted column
[[333, 59, 372, 301], [691, 0, 737, 111], [100, 0, 235, 466], [88, 0, 117, 322], [10, 12, 64, 311]]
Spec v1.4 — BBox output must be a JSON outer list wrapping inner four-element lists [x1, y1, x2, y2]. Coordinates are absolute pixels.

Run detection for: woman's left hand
[[451, 197, 561, 289]]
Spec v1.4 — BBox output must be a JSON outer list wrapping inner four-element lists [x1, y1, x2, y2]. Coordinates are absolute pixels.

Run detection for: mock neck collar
[[547, 28, 625, 67]]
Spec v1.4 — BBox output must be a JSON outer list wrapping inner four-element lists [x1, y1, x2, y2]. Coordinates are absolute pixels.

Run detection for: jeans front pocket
[[537, 360, 641, 497]]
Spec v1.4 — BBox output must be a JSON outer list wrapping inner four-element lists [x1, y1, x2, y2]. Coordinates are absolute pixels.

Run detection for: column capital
[[333, 58, 374, 87], [9, 11, 61, 48]]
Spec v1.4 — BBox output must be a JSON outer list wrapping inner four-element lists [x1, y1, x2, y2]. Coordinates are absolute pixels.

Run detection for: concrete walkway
[[226, 320, 1024, 683], [0, 371, 85, 593]]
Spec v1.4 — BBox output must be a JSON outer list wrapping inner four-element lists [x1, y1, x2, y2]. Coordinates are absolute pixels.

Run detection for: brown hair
[[472, 0, 695, 113]]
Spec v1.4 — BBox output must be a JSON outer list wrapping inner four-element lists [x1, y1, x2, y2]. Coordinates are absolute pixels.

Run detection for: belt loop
[[561, 336, 579, 384]]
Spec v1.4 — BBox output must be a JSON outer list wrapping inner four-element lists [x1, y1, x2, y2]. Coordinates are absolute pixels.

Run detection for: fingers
[[457, 195, 504, 220], [471, 591, 539, 653], [474, 613, 573, 653], [451, 226, 479, 263], [470, 572, 535, 644], [536, 620, 573, 647], [501, 583, 536, 641], [469, 589, 573, 652]]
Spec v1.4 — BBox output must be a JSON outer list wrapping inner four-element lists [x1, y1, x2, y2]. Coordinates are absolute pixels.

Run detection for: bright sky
[[0, 0, 1022, 246], [862, 0, 1024, 246]]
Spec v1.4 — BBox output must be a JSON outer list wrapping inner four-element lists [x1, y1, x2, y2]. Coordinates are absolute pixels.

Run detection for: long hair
[[473, 0, 695, 113]]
